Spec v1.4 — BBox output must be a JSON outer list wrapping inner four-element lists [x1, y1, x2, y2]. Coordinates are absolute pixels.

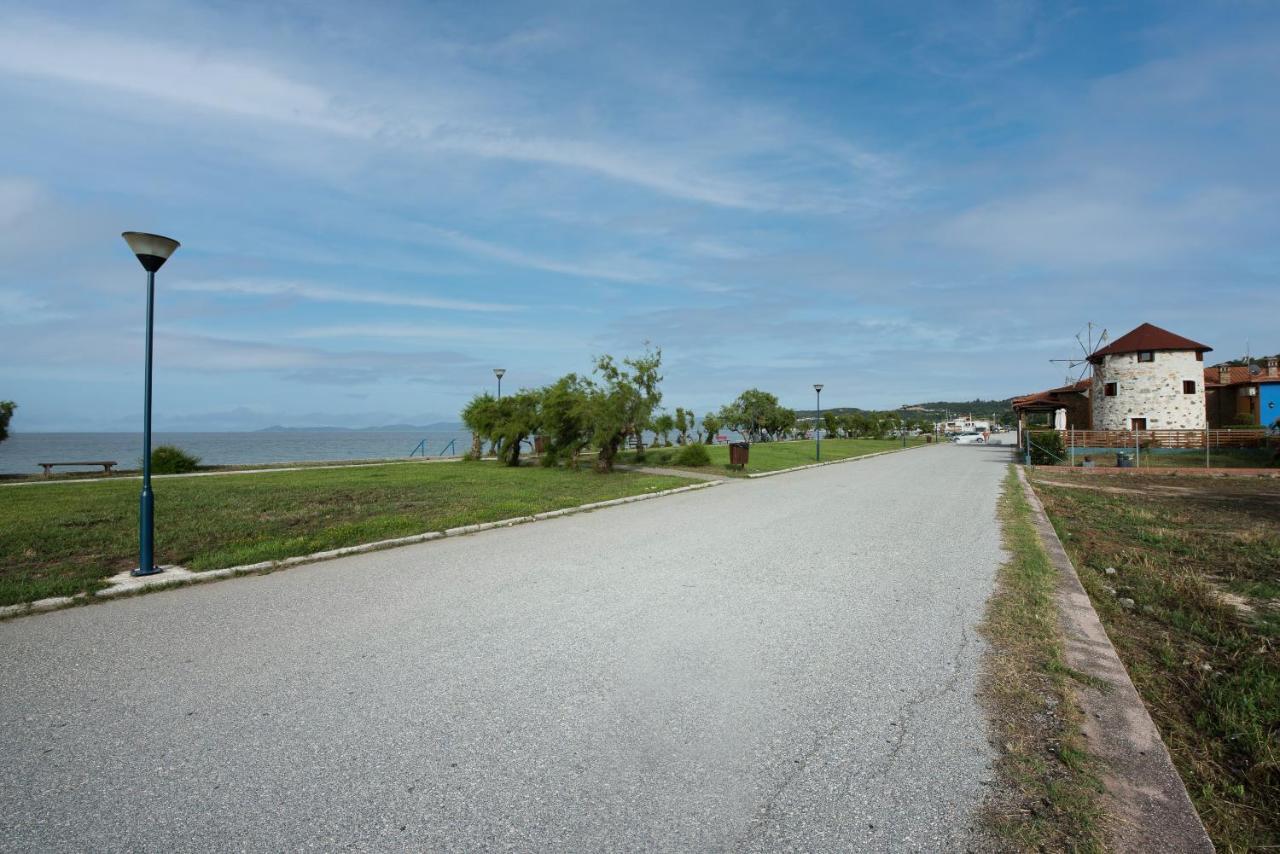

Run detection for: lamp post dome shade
[[494, 368, 506, 378], [813, 383, 824, 392], [122, 232, 180, 272]]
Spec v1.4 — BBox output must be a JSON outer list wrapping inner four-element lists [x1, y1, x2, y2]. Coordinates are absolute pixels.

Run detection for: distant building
[[1205, 358, 1280, 429], [1012, 322, 1280, 437], [1087, 323, 1210, 430], [940, 414, 990, 434]]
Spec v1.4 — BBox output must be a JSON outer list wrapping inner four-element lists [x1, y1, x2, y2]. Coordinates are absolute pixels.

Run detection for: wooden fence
[[1034, 429, 1271, 449]]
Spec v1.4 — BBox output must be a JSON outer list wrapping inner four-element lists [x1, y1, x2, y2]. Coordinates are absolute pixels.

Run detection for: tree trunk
[[596, 437, 620, 472]]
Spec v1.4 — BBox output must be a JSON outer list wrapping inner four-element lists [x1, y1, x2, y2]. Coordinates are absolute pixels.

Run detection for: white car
[[951, 433, 987, 444]]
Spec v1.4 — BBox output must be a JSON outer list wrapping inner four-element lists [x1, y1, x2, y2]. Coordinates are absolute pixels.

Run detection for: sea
[[0, 431, 473, 476]]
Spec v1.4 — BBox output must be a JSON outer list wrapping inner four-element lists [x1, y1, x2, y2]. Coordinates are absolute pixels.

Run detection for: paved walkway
[[0, 444, 1011, 851]]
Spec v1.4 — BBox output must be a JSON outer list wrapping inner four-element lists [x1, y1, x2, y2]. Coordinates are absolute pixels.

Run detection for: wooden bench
[[38, 461, 118, 478]]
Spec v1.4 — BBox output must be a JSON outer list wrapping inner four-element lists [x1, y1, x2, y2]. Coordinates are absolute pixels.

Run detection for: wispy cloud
[[172, 279, 519, 313]]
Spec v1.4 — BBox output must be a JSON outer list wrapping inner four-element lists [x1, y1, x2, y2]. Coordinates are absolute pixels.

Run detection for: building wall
[[1091, 350, 1206, 429], [1261, 383, 1280, 429]]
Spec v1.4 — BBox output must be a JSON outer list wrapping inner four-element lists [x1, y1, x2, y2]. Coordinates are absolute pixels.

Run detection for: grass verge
[[1029, 470, 1280, 851], [622, 437, 927, 475], [979, 465, 1106, 851], [0, 461, 691, 607]]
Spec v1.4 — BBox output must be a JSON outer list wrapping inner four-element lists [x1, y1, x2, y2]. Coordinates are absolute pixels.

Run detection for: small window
[[1196, 351, 1204, 362], [1104, 382, 1117, 397], [1183, 380, 1196, 394], [1137, 351, 1154, 362]]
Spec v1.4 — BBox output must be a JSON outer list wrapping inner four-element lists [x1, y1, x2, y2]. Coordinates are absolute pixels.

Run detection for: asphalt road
[[2, 443, 1011, 852]]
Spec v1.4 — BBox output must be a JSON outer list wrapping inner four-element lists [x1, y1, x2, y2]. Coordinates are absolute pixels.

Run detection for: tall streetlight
[[122, 231, 180, 577], [813, 384, 824, 461], [494, 368, 506, 400]]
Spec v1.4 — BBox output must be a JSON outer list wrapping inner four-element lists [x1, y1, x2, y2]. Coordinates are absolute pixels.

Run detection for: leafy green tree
[[719, 389, 782, 442], [766, 406, 797, 440], [822, 411, 840, 438], [589, 348, 663, 472], [653, 412, 675, 446], [700, 412, 722, 444], [461, 393, 499, 459], [0, 401, 14, 445], [539, 374, 593, 467], [674, 407, 691, 444], [490, 390, 542, 466]]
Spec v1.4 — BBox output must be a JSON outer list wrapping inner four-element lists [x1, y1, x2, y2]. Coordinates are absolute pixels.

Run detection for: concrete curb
[[0, 480, 720, 621], [1015, 465, 1214, 853], [745, 442, 932, 478]]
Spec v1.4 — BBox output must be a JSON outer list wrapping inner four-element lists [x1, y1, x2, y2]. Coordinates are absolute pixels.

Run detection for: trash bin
[[729, 442, 750, 467], [1115, 451, 1134, 468], [534, 435, 547, 454]]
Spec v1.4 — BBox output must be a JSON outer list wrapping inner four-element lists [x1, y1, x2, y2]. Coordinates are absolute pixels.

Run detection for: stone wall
[[1091, 349, 1206, 429]]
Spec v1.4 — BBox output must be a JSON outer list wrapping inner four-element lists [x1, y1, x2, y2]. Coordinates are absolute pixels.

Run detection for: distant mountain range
[[256, 422, 465, 433], [795, 399, 1015, 420]]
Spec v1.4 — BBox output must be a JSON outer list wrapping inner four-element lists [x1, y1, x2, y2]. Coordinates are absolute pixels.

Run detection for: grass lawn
[[980, 466, 1104, 851], [1029, 470, 1280, 851], [0, 461, 691, 608], [623, 437, 927, 475]]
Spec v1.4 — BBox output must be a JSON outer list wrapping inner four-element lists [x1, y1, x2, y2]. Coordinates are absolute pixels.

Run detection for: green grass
[[624, 437, 927, 474], [0, 460, 691, 607], [1029, 470, 1280, 852], [979, 466, 1105, 851]]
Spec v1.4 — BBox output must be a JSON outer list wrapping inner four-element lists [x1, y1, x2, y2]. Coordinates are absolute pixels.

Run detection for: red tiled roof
[[1089, 323, 1212, 362], [1012, 378, 1090, 409], [1204, 365, 1280, 386]]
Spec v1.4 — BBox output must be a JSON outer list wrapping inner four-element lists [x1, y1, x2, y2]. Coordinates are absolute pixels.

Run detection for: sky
[[1, 0, 1277, 431]]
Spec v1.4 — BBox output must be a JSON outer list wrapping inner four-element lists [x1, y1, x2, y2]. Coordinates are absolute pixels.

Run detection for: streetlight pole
[[494, 368, 506, 400], [122, 232, 180, 577], [814, 384, 824, 461]]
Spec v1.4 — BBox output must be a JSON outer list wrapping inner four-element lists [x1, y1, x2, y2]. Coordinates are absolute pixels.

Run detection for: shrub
[[652, 449, 674, 464], [150, 445, 201, 474], [1028, 431, 1065, 466], [674, 442, 711, 467]]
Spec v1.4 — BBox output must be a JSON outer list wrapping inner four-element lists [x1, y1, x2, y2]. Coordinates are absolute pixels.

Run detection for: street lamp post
[[813, 384, 824, 461], [494, 368, 506, 400], [122, 231, 180, 577]]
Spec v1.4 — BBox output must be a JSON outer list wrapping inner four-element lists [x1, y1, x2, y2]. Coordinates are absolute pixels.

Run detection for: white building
[[1088, 323, 1210, 430], [940, 414, 990, 434]]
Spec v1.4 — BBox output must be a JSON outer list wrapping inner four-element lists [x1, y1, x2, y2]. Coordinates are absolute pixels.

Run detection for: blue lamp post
[[122, 231, 180, 577], [813, 383, 824, 461]]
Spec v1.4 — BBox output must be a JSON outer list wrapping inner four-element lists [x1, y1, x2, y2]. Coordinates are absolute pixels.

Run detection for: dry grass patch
[[979, 465, 1106, 852]]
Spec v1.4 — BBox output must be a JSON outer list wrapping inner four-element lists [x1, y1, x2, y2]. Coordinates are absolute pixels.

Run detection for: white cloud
[[937, 185, 1257, 267], [172, 278, 519, 313], [0, 17, 360, 135], [0, 14, 904, 214]]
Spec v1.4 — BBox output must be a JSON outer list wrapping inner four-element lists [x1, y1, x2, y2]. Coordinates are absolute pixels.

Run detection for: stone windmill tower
[[1087, 323, 1212, 430]]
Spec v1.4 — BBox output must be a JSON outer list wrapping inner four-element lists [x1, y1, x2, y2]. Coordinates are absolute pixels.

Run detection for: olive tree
[[0, 401, 14, 445], [719, 389, 782, 442], [460, 393, 499, 459], [673, 407, 691, 445], [700, 412, 722, 444], [589, 348, 663, 472], [539, 374, 593, 467], [652, 412, 675, 446], [490, 390, 543, 466]]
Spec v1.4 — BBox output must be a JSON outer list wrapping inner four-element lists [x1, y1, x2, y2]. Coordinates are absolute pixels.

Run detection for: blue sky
[[2, 0, 1277, 430]]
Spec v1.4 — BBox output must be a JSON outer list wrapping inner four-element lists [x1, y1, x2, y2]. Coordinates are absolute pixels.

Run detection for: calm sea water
[[0, 432, 472, 475]]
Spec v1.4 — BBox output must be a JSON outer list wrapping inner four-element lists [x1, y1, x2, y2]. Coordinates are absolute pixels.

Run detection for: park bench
[[38, 461, 118, 478]]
